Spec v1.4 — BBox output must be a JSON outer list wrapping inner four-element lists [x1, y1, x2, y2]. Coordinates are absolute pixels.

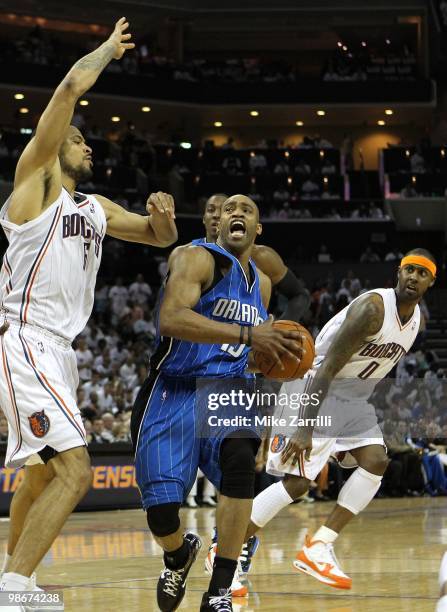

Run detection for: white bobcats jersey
[[313, 288, 420, 399], [0, 187, 106, 342]]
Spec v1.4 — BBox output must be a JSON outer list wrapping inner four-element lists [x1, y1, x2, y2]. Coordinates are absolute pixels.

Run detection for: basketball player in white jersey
[[207, 248, 436, 590], [0, 18, 177, 607]]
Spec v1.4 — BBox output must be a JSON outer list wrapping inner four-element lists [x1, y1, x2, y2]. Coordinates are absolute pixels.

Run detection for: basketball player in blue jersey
[[0, 19, 177, 607], [131, 195, 303, 612], [171, 193, 310, 323], [182, 193, 310, 589]]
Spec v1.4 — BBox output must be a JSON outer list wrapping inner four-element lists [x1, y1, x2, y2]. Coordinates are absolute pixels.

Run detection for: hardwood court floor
[[0, 497, 443, 611]]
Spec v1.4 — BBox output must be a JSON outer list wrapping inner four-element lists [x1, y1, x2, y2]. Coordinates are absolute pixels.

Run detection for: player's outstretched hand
[[251, 315, 305, 371], [146, 192, 176, 219], [108, 17, 135, 60], [281, 426, 313, 466]]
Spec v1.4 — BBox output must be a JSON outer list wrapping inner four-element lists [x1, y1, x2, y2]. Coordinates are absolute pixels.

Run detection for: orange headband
[[400, 255, 436, 278]]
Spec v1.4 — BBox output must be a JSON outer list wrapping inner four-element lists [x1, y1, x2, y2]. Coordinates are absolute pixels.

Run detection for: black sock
[[208, 555, 237, 596], [164, 539, 189, 570]]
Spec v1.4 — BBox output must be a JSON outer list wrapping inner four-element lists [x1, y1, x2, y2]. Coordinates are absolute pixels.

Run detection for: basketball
[[253, 320, 315, 380]]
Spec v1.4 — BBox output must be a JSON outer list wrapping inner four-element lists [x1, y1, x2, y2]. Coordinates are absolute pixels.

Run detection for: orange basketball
[[253, 320, 315, 381]]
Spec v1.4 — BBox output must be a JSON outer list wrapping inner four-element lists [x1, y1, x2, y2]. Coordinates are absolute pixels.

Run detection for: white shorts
[[0, 322, 86, 468], [266, 379, 384, 482]]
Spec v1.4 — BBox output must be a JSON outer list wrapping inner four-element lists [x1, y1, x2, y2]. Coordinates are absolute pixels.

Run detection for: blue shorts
[[131, 371, 260, 509]]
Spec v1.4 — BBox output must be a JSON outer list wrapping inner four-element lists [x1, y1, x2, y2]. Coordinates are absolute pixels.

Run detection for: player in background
[[0, 19, 177, 607], [210, 249, 435, 590], [132, 195, 303, 612]]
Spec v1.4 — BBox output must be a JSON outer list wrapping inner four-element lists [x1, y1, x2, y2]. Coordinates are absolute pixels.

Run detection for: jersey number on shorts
[[220, 343, 245, 358], [358, 361, 380, 379]]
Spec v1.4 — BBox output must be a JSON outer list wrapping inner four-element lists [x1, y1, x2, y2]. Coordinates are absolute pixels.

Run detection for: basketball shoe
[[293, 534, 352, 589], [157, 532, 202, 611], [205, 542, 247, 597], [0, 572, 44, 612], [238, 535, 259, 575], [200, 589, 232, 611]]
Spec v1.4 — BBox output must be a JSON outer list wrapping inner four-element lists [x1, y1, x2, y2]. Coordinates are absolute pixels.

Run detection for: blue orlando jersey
[[152, 242, 267, 378], [191, 237, 207, 245]]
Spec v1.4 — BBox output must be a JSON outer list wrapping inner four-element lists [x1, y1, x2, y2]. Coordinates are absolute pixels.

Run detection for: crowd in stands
[[0, 124, 390, 217], [322, 42, 417, 82], [2, 25, 418, 85], [383, 142, 447, 198]]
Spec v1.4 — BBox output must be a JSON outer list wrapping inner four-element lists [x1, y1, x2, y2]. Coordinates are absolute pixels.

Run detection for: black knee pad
[[146, 502, 180, 537], [219, 436, 259, 499]]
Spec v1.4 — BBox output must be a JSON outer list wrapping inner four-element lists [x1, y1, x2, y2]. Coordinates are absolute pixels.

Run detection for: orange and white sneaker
[[205, 542, 248, 597], [293, 535, 352, 590]]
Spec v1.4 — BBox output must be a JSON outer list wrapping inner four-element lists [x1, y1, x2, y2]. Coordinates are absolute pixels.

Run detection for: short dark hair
[[200, 193, 228, 214], [404, 248, 437, 266]]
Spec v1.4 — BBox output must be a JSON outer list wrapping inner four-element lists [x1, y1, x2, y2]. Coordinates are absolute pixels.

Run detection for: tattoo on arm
[[73, 42, 115, 72], [301, 294, 384, 422]]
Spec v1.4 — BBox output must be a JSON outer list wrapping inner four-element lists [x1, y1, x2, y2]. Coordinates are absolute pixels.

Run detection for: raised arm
[[9, 18, 134, 225], [281, 292, 384, 464], [96, 192, 177, 247]]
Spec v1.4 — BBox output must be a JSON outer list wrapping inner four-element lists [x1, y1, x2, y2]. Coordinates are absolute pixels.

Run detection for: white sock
[[203, 478, 215, 498], [1, 552, 10, 574], [1, 572, 29, 591], [251, 481, 293, 528], [337, 467, 382, 515], [312, 525, 338, 545], [437, 595, 447, 612], [439, 552, 447, 588]]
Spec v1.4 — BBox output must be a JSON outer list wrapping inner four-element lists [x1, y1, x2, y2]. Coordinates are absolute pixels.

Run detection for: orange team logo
[[270, 434, 286, 453], [28, 410, 50, 438]]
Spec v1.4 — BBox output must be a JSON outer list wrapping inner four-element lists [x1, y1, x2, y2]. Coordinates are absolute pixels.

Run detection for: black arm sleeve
[[276, 268, 310, 323]]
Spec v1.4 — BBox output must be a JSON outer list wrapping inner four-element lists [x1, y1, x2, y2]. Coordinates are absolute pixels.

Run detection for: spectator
[[410, 150, 426, 174], [109, 277, 129, 320], [336, 279, 352, 303], [249, 152, 267, 173], [101, 412, 116, 442], [301, 177, 320, 199], [385, 247, 404, 261], [294, 158, 311, 175], [321, 158, 336, 174], [317, 244, 332, 263], [400, 183, 418, 198], [76, 337, 94, 383], [222, 154, 242, 175], [273, 187, 290, 205], [369, 202, 384, 219], [360, 246, 380, 263], [120, 354, 137, 386], [273, 161, 290, 174], [90, 417, 110, 444], [129, 273, 153, 306]]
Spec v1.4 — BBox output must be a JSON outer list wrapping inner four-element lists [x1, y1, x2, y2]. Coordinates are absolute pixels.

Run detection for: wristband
[[239, 325, 245, 344]]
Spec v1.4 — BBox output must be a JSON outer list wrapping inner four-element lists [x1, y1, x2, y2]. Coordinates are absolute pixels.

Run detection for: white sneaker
[[437, 596, 447, 612], [293, 534, 352, 590], [202, 496, 217, 507], [0, 572, 44, 612], [205, 542, 248, 597]]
